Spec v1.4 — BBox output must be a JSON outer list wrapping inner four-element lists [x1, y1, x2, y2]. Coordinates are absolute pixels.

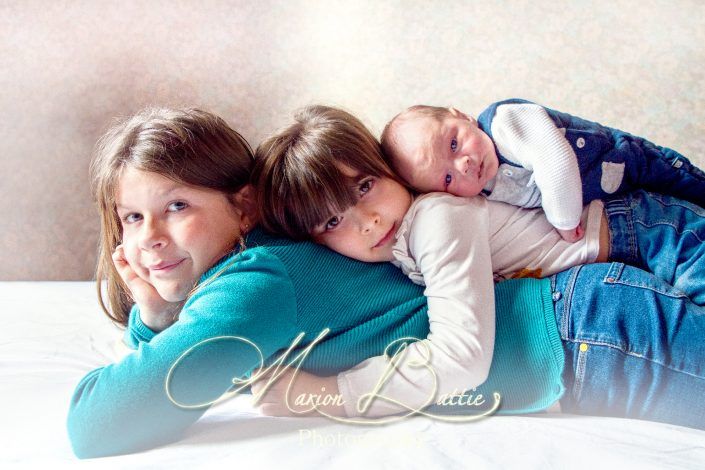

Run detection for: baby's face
[[393, 109, 499, 197]]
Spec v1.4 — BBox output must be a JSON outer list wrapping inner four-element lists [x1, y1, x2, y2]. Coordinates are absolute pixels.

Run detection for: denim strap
[[604, 196, 640, 268]]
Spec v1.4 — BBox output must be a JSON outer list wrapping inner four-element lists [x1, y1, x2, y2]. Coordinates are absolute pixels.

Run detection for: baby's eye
[[450, 137, 458, 152], [325, 216, 342, 231], [167, 201, 188, 212], [123, 213, 142, 224], [359, 178, 374, 195], [445, 174, 453, 189]]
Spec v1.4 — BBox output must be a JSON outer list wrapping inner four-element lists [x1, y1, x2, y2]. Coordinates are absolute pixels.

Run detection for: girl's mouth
[[374, 223, 397, 249], [149, 259, 185, 272]]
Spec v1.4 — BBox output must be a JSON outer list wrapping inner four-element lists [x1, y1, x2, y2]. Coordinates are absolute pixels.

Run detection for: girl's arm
[[491, 102, 584, 238], [67, 250, 299, 458], [336, 195, 496, 417]]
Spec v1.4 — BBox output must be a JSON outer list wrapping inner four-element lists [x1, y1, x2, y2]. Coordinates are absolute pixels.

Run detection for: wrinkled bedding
[[1, 282, 704, 469]]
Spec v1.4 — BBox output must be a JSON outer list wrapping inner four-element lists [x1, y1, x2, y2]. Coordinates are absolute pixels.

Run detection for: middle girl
[[252, 105, 705, 419]]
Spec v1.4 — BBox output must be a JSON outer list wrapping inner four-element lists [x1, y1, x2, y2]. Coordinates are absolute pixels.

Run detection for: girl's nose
[[360, 212, 381, 234], [138, 219, 168, 250]]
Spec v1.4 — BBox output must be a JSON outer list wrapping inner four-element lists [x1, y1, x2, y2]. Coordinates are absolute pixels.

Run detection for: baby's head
[[253, 105, 412, 263], [381, 105, 499, 197], [91, 108, 257, 324]]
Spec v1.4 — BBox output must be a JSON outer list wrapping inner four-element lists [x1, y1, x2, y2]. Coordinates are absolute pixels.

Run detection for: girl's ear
[[232, 184, 258, 233]]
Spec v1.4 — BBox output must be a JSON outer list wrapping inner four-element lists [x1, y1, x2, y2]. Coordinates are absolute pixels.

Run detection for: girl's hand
[[557, 223, 585, 243], [112, 244, 181, 332], [251, 368, 346, 417]]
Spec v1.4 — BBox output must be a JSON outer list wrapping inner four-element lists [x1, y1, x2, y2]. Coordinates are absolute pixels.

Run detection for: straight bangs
[[267, 135, 393, 238], [276, 153, 360, 237], [254, 104, 399, 239]]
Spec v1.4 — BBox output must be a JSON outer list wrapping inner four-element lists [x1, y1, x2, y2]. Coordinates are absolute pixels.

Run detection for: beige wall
[[2, 0, 704, 280]]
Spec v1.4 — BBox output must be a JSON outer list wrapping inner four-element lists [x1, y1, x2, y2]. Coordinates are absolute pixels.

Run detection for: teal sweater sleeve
[[123, 304, 157, 349], [67, 248, 299, 459], [69, 229, 564, 458]]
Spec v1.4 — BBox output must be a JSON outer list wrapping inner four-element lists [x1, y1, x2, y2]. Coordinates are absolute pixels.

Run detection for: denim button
[[552, 291, 562, 301], [576, 137, 586, 149], [673, 160, 683, 168]]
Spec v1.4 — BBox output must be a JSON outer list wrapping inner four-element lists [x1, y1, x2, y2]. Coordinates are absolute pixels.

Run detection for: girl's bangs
[[283, 156, 361, 236], [288, 141, 394, 235]]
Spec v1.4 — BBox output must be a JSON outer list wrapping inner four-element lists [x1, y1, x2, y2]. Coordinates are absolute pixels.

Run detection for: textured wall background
[[1, 0, 704, 280]]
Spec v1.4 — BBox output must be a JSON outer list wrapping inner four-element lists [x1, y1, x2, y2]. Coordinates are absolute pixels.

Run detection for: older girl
[[68, 107, 442, 457]]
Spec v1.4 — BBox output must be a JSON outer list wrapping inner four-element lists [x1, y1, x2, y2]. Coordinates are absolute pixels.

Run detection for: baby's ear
[[448, 107, 476, 124]]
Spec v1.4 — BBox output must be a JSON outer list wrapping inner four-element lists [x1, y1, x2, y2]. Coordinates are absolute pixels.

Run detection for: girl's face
[[311, 165, 413, 263], [115, 167, 247, 302]]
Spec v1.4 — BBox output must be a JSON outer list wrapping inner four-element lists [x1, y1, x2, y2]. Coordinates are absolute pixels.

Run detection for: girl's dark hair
[[252, 105, 399, 239]]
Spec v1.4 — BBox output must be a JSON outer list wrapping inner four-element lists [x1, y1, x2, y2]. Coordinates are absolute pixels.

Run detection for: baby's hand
[[112, 245, 181, 332], [557, 223, 585, 243]]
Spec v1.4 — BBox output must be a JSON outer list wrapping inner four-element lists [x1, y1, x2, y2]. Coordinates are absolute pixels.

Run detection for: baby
[[381, 98, 705, 241]]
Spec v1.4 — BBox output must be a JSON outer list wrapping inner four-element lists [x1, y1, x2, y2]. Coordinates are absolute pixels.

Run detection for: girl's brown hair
[[252, 105, 399, 239], [90, 107, 253, 326]]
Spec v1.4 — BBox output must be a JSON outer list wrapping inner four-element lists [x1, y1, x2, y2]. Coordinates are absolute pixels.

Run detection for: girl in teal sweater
[[67, 107, 705, 459]]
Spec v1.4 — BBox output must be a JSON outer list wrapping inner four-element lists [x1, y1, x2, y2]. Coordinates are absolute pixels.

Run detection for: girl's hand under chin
[[112, 244, 182, 332]]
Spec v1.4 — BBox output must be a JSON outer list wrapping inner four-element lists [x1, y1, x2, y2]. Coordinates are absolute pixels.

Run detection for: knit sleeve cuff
[[123, 304, 158, 348]]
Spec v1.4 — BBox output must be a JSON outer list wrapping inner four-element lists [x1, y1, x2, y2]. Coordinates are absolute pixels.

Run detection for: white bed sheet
[[1, 282, 704, 469]]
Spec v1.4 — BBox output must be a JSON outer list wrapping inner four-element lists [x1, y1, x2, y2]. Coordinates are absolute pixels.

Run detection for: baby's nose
[[455, 157, 470, 174]]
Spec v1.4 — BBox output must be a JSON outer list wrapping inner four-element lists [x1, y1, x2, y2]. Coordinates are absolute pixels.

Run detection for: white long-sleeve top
[[485, 102, 583, 231], [336, 193, 603, 417]]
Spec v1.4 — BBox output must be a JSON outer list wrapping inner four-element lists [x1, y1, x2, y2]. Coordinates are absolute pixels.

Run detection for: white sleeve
[[337, 195, 495, 417], [491, 103, 583, 230]]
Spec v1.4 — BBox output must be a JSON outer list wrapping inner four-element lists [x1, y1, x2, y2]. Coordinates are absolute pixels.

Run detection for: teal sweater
[[67, 229, 564, 458]]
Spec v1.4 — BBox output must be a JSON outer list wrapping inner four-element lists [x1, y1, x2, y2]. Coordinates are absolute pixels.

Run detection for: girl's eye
[[359, 178, 374, 195], [167, 201, 188, 212], [325, 216, 341, 231], [450, 137, 458, 152], [123, 213, 142, 224], [445, 174, 452, 189]]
